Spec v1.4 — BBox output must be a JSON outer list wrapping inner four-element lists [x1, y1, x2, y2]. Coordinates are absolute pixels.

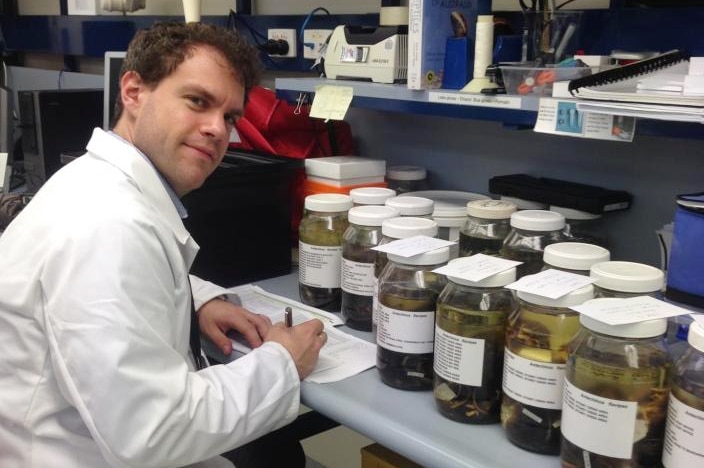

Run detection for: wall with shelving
[[345, 108, 704, 267]]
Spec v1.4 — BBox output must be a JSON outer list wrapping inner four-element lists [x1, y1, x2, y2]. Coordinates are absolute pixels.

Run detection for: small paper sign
[[310, 85, 353, 121], [371, 235, 456, 257], [571, 296, 693, 326], [506, 268, 596, 299], [433, 253, 522, 283]]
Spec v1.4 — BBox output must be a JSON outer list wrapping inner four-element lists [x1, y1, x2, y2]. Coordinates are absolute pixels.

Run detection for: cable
[[226, 9, 282, 69], [299, 7, 331, 52], [555, 0, 579, 9]]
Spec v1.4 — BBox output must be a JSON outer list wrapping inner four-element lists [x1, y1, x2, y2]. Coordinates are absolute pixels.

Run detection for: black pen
[[285, 307, 293, 328]]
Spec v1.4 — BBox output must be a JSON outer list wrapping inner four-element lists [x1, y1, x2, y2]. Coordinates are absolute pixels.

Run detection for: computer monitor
[[103, 51, 126, 130]]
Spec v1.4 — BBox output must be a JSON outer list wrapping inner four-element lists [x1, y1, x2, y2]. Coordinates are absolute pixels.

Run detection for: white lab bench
[[212, 271, 559, 468]]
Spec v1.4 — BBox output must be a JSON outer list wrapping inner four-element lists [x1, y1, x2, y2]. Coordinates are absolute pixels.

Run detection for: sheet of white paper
[[371, 235, 456, 257], [226, 284, 376, 383], [310, 85, 354, 121], [228, 284, 342, 327], [571, 296, 693, 325], [433, 253, 522, 282], [691, 313, 704, 325], [506, 268, 596, 299]]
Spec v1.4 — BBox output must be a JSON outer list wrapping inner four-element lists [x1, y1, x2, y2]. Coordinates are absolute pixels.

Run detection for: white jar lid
[[688, 321, 704, 353], [388, 246, 450, 266], [348, 205, 400, 226], [385, 196, 434, 216], [386, 165, 427, 181], [510, 210, 565, 231], [543, 242, 611, 271], [590, 261, 664, 293], [467, 199, 517, 219], [550, 205, 602, 221], [447, 261, 516, 287], [304, 193, 353, 212], [349, 187, 397, 205], [401, 190, 490, 218], [517, 282, 594, 307], [579, 298, 667, 338], [382, 216, 438, 239], [500, 196, 548, 210]]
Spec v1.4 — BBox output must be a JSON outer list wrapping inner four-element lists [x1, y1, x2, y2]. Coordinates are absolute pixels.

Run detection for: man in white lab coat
[[0, 22, 326, 467]]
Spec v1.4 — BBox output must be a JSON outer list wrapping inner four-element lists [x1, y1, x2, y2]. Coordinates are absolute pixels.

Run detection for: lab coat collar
[[85, 128, 199, 266]]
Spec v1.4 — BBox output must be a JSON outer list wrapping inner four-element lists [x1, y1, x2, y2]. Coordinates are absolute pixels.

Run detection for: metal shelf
[[275, 77, 540, 128]]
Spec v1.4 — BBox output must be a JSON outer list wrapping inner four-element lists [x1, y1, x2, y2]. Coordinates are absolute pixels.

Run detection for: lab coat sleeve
[[189, 275, 237, 311], [40, 214, 300, 468]]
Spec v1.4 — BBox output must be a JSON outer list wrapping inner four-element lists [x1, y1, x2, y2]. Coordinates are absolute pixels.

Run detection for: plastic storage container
[[459, 199, 517, 257], [542, 242, 610, 275], [298, 193, 353, 312], [385, 196, 434, 218], [663, 321, 704, 467], [377, 247, 449, 390], [386, 165, 429, 194], [561, 304, 670, 467], [434, 263, 518, 424], [349, 187, 397, 206], [501, 282, 594, 454], [373, 217, 439, 336], [341, 205, 400, 331], [500, 195, 548, 210], [500, 209, 566, 278], [590, 261, 665, 298], [550, 205, 607, 247]]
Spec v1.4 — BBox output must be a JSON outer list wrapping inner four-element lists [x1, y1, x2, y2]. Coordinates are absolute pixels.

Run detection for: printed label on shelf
[[502, 348, 565, 409], [561, 379, 637, 459], [662, 393, 704, 467], [428, 91, 523, 109], [341, 259, 375, 295], [434, 326, 485, 386], [299, 242, 342, 288], [534, 98, 636, 142], [377, 303, 434, 354]]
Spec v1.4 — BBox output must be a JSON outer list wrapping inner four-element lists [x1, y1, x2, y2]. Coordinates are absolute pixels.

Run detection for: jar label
[[434, 326, 485, 386], [299, 242, 342, 288], [663, 393, 704, 467], [502, 348, 565, 410], [341, 259, 375, 296], [377, 303, 434, 354], [561, 379, 637, 459], [372, 277, 379, 325]]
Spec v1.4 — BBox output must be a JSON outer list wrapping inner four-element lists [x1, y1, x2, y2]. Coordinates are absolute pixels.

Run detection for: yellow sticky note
[[310, 85, 354, 121]]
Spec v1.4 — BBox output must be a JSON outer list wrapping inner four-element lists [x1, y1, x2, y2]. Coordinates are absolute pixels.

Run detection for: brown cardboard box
[[360, 443, 423, 468]]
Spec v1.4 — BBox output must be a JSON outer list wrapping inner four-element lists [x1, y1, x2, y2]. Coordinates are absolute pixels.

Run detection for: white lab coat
[[0, 129, 300, 467]]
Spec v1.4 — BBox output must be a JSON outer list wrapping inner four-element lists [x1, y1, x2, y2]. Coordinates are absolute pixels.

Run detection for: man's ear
[[119, 71, 145, 116]]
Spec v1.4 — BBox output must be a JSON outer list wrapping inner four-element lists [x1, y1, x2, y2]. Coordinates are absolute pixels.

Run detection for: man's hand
[[197, 298, 272, 355], [265, 319, 327, 380]]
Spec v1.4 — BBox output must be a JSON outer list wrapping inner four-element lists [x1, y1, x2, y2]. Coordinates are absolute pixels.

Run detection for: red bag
[[230, 86, 355, 158]]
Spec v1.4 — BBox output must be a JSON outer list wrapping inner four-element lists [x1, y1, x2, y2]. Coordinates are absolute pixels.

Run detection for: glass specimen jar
[[590, 261, 664, 298], [500, 209, 566, 278], [550, 205, 608, 248], [298, 193, 352, 312], [662, 320, 704, 467], [542, 242, 611, 275], [349, 187, 397, 206], [434, 263, 518, 424], [561, 304, 670, 468], [459, 199, 517, 258], [341, 205, 400, 331], [376, 247, 449, 390], [372, 217, 438, 337], [385, 196, 434, 218], [386, 165, 429, 194], [501, 282, 594, 454]]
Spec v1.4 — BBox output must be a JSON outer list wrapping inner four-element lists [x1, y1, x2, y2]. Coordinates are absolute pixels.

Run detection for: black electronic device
[[489, 174, 632, 214], [19, 89, 102, 191], [182, 149, 302, 287]]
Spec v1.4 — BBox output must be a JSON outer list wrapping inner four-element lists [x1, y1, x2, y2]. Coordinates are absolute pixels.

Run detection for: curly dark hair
[[112, 21, 262, 125]]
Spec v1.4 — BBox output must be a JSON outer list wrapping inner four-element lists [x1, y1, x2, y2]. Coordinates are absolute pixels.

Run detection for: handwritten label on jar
[[561, 379, 637, 459], [341, 259, 375, 296], [502, 348, 565, 410], [299, 242, 342, 288], [377, 303, 434, 354], [434, 326, 484, 386], [663, 393, 704, 467]]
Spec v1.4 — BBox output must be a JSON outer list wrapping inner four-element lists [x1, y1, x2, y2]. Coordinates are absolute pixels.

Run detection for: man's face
[[129, 45, 244, 196]]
